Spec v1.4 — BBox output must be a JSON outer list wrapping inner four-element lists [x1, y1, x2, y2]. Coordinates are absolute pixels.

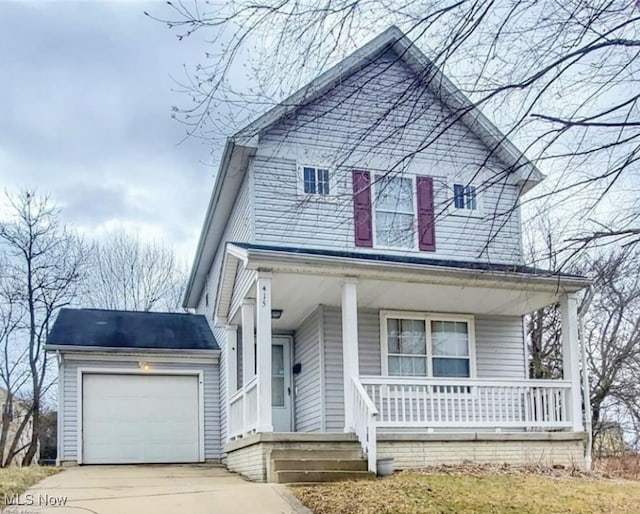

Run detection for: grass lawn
[[0, 466, 59, 499], [291, 468, 640, 514]]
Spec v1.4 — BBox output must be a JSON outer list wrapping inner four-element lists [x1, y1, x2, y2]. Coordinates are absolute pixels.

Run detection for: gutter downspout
[[578, 286, 594, 469]]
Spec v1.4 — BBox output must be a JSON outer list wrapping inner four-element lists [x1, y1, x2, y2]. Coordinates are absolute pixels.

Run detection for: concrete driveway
[[15, 465, 306, 514]]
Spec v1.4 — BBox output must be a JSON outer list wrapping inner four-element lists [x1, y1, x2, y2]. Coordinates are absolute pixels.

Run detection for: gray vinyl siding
[[293, 307, 322, 432], [60, 358, 220, 462], [196, 171, 252, 444], [358, 309, 381, 376], [475, 315, 526, 378], [253, 48, 522, 265], [319, 308, 526, 430], [321, 306, 344, 432]]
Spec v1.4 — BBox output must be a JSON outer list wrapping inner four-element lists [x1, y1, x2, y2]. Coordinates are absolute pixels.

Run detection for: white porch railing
[[228, 376, 258, 439], [360, 376, 573, 430], [350, 377, 378, 473]]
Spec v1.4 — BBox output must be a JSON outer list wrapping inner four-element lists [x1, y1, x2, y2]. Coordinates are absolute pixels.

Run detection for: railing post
[[342, 279, 360, 432], [367, 417, 377, 473], [561, 293, 584, 432], [256, 273, 273, 433], [225, 325, 238, 441]]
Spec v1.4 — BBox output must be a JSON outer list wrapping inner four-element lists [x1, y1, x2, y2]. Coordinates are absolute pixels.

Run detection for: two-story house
[[184, 25, 590, 481], [49, 26, 589, 482]]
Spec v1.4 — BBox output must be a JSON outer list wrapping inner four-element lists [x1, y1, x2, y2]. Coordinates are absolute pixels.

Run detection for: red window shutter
[[352, 170, 373, 247], [416, 176, 436, 251]]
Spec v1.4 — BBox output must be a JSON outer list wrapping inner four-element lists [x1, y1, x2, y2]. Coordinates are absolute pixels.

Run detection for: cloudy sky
[[0, 1, 217, 264]]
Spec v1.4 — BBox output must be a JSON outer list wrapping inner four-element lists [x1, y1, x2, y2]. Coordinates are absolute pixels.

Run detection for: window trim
[[379, 310, 477, 378], [449, 181, 484, 217], [371, 173, 419, 251], [297, 163, 334, 199]]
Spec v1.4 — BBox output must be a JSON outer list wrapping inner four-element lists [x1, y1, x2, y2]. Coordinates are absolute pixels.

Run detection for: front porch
[[217, 244, 590, 479]]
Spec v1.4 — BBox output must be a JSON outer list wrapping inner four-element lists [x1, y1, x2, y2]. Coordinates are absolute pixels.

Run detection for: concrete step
[[272, 458, 368, 472], [269, 448, 363, 461], [274, 470, 376, 483]]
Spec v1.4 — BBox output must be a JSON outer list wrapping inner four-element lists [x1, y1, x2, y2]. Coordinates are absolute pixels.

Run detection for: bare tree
[[583, 248, 640, 452], [85, 230, 186, 312], [0, 190, 88, 465], [149, 0, 640, 257], [0, 255, 31, 466]]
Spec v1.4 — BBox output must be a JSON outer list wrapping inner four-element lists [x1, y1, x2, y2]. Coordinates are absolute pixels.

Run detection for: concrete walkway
[[12, 465, 305, 514]]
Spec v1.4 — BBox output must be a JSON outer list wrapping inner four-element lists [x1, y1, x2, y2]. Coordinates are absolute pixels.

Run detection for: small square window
[[453, 184, 477, 211], [301, 166, 330, 196]]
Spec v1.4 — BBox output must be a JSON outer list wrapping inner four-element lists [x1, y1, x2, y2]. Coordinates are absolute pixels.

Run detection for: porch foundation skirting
[[376, 432, 587, 470], [223, 432, 587, 482], [224, 433, 361, 482]]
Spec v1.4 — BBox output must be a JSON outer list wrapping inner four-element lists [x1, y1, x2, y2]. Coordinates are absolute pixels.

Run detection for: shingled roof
[[47, 308, 219, 351]]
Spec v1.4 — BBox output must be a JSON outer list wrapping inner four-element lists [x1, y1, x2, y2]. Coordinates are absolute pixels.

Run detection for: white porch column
[[225, 325, 238, 441], [226, 325, 238, 393], [256, 273, 273, 432], [241, 300, 256, 383], [561, 292, 584, 432], [241, 300, 255, 434], [342, 279, 360, 432]]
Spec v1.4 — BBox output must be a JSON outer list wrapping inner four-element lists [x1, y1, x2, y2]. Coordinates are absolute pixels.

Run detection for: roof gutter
[[45, 344, 221, 357]]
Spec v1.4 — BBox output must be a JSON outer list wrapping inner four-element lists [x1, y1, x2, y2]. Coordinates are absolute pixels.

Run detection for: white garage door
[[82, 373, 200, 464]]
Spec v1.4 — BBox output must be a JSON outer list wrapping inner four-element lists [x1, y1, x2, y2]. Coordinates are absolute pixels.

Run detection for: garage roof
[[47, 309, 219, 351]]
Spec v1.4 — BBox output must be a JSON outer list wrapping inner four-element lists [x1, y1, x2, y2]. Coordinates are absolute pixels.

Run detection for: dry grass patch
[[291, 466, 640, 514], [595, 454, 640, 481], [0, 466, 59, 499]]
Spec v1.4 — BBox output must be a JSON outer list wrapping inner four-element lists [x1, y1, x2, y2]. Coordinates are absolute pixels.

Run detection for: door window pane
[[272, 344, 285, 375], [271, 345, 285, 407], [272, 377, 285, 407]]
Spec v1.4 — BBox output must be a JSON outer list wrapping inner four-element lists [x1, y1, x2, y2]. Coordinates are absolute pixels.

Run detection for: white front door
[[272, 336, 293, 431]]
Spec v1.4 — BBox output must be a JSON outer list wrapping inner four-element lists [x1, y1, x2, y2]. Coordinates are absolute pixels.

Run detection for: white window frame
[[380, 310, 477, 378], [449, 181, 484, 217], [297, 164, 334, 199], [371, 174, 419, 251]]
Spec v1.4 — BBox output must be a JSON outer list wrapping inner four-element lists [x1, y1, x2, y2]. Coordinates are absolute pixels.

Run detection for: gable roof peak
[[234, 25, 543, 190]]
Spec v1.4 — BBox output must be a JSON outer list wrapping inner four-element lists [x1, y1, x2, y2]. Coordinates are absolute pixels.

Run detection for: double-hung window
[[374, 175, 415, 249], [382, 312, 474, 378], [302, 166, 330, 196], [453, 184, 477, 211]]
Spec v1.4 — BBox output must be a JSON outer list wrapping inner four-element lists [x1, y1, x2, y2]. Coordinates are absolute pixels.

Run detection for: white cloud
[[0, 1, 219, 263]]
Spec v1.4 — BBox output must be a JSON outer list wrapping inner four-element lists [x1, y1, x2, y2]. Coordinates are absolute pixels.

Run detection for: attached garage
[[81, 373, 202, 464], [46, 308, 221, 466]]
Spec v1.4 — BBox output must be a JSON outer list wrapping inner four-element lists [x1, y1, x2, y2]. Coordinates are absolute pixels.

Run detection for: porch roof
[[218, 243, 589, 328], [230, 243, 586, 281]]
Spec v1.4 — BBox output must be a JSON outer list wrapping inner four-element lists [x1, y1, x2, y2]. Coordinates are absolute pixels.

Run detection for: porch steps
[[269, 448, 375, 483]]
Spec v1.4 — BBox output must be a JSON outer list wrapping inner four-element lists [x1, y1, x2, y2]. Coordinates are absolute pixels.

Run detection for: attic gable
[[234, 26, 543, 192], [257, 48, 514, 187]]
